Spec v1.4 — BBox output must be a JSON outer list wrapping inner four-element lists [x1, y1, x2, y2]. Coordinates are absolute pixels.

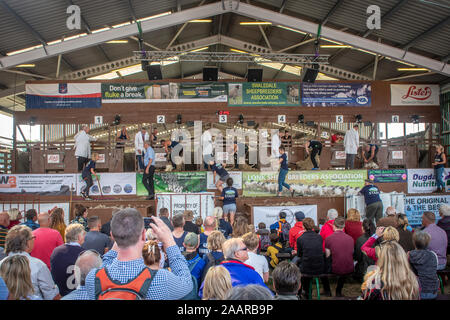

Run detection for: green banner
[[368, 169, 407, 183], [228, 82, 300, 106], [102, 82, 227, 102], [243, 170, 367, 197], [136, 172, 207, 195]]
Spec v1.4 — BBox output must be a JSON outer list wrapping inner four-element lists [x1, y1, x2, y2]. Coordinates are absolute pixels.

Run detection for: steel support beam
[[233, 1, 450, 76], [0, 1, 229, 69], [402, 16, 450, 50]]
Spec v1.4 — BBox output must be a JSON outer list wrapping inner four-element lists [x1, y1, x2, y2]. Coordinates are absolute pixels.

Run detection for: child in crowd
[[81, 153, 99, 200], [195, 217, 204, 233], [408, 231, 440, 300], [266, 233, 283, 269], [256, 223, 271, 252], [210, 160, 230, 193]]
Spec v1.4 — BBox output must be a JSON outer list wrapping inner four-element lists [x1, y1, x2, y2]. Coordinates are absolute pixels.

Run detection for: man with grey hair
[[320, 208, 339, 251], [74, 125, 97, 172], [50, 223, 86, 296], [218, 238, 270, 291], [84, 208, 193, 300], [1, 225, 60, 300], [377, 206, 397, 228], [226, 284, 274, 300], [437, 204, 450, 255], [61, 250, 102, 300]]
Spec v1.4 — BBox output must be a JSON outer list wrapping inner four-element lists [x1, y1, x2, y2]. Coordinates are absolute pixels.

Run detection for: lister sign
[[390, 84, 440, 106]]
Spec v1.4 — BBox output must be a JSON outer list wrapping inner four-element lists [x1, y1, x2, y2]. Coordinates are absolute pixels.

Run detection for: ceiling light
[[240, 21, 272, 25], [397, 68, 429, 71], [189, 19, 212, 23], [106, 40, 129, 44], [16, 64, 35, 68], [321, 45, 352, 48], [137, 11, 172, 22], [230, 48, 249, 53], [189, 46, 209, 52], [276, 25, 306, 34]]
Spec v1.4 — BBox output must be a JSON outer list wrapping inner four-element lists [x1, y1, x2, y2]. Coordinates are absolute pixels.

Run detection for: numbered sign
[[219, 114, 227, 123], [336, 115, 344, 123], [278, 115, 286, 124], [157, 115, 165, 124], [392, 115, 399, 123], [94, 116, 103, 125]]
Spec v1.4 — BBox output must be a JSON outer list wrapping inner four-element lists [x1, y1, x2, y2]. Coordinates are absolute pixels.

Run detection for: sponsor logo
[[402, 86, 432, 101], [0, 176, 17, 188], [356, 96, 369, 105], [58, 83, 68, 94]]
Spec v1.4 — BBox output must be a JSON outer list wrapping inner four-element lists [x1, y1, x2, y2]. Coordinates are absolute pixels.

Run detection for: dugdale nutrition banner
[[407, 168, 450, 193]]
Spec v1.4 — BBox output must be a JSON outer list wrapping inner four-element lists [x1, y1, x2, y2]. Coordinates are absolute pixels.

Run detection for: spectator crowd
[[0, 202, 448, 300]]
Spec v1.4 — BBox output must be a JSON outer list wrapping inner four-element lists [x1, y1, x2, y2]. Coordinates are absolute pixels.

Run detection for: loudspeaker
[[301, 64, 319, 83], [247, 68, 263, 82], [146, 65, 162, 80], [203, 67, 218, 81]]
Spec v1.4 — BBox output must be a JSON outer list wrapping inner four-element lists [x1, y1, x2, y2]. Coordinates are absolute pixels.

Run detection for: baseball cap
[[295, 211, 305, 221], [183, 232, 199, 248]]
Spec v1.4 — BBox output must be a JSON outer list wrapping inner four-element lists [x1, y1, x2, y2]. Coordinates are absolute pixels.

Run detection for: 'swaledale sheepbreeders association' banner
[[243, 170, 366, 197], [301, 83, 371, 107], [102, 82, 227, 103], [26, 83, 101, 109], [390, 84, 440, 106], [228, 82, 300, 106]]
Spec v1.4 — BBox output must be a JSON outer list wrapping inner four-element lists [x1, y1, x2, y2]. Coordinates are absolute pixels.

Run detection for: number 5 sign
[[157, 115, 165, 124]]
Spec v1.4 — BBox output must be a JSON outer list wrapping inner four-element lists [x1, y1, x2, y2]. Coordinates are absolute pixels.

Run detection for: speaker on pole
[[203, 67, 218, 81], [247, 68, 263, 82], [301, 64, 319, 83], [146, 64, 163, 80]]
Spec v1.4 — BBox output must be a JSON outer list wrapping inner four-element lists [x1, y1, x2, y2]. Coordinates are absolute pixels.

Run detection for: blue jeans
[[136, 154, 145, 170], [435, 167, 445, 190], [420, 292, 437, 300], [278, 168, 290, 192]]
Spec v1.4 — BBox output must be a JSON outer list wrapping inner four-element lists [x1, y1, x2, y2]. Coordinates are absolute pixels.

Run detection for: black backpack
[[200, 253, 224, 283]]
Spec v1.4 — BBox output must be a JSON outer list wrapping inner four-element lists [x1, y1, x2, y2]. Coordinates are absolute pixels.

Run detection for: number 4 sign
[[278, 115, 286, 123], [157, 115, 165, 124]]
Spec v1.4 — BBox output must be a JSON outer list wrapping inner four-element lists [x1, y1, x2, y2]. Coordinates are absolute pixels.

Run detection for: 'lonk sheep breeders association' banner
[[26, 83, 101, 109], [243, 170, 366, 197], [102, 82, 227, 103], [301, 83, 371, 107], [407, 168, 450, 193], [228, 82, 300, 106], [137, 171, 207, 195]]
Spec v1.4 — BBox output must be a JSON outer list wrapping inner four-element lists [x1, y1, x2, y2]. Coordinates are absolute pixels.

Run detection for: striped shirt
[[0, 226, 8, 249], [84, 245, 193, 300]]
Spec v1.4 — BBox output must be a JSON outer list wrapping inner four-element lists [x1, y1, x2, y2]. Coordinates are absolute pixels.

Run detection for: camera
[[143, 217, 155, 229]]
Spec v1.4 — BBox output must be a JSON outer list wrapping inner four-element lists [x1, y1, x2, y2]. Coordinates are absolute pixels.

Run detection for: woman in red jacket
[[361, 226, 400, 262], [319, 208, 339, 251], [344, 208, 363, 244]]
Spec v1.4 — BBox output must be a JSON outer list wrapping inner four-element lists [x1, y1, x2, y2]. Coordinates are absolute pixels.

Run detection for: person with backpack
[[182, 232, 206, 295], [201, 231, 226, 283], [256, 222, 270, 252], [84, 209, 193, 300], [266, 233, 284, 269], [270, 211, 291, 246]]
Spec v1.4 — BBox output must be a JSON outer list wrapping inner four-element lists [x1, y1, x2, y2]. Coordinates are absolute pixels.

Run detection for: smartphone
[[144, 217, 155, 229]]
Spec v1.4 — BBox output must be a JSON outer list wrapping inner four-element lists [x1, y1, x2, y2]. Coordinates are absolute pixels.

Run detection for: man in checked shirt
[[84, 208, 193, 300]]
